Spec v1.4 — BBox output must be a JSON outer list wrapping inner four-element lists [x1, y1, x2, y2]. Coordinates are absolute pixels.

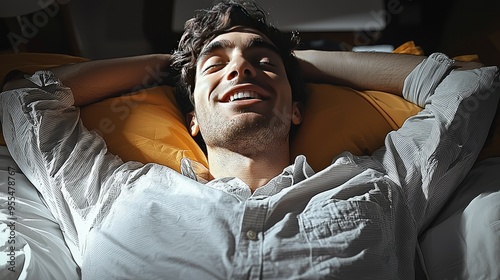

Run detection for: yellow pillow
[[79, 86, 208, 172], [80, 83, 422, 172], [1, 52, 498, 174], [290, 84, 422, 171]]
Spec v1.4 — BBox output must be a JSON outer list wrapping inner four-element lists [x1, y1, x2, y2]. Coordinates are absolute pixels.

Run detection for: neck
[[206, 144, 291, 192]]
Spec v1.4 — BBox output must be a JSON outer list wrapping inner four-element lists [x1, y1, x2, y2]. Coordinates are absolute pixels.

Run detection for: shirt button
[[246, 230, 257, 240]]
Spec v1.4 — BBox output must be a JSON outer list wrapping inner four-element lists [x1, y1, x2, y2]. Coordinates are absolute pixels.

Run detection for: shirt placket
[[231, 198, 268, 280]]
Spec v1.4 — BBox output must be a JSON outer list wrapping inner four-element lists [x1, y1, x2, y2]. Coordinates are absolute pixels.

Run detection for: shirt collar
[[180, 155, 315, 197]]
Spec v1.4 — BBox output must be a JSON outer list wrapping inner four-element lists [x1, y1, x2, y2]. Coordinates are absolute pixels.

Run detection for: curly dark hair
[[171, 0, 306, 115], [170, 0, 307, 153]]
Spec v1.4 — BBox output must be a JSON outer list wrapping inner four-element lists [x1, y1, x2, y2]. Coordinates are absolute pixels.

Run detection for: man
[[1, 1, 499, 279]]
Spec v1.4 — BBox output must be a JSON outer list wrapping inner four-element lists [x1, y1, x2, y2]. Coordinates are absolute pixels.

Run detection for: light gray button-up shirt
[[1, 54, 498, 279]]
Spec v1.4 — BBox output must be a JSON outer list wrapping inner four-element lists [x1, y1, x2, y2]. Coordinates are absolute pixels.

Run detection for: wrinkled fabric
[[0, 147, 80, 280]]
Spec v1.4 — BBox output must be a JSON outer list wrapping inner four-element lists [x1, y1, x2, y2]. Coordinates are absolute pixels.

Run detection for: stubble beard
[[198, 111, 290, 156]]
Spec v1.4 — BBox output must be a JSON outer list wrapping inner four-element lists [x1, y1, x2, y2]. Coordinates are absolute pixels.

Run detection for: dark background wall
[[1, 0, 499, 65], [378, 0, 500, 65]]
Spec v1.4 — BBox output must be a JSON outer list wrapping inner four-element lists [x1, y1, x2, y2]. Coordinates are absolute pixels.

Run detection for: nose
[[225, 55, 256, 81]]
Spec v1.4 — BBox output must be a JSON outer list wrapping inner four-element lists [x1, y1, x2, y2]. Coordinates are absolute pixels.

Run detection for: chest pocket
[[301, 198, 386, 239], [298, 197, 394, 277]]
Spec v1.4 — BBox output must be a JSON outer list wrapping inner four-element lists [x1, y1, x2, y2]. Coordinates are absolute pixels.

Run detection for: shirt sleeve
[[371, 53, 500, 232], [0, 71, 143, 265]]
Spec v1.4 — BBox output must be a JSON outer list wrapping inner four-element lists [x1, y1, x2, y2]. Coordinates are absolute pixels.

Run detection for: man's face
[[190, 27, 302, 154]]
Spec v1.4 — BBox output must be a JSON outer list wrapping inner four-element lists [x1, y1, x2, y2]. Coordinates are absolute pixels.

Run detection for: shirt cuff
[[402, 53, 455, 107], [22, 70, 75, 107], [26, 70, 63, 87]]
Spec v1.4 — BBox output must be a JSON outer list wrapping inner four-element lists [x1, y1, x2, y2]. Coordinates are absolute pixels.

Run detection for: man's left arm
[[295, 50, 484, 96], [370, 53, 500, 232]]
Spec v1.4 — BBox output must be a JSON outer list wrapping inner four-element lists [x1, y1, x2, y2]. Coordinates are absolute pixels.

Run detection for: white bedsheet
[[0, 146, 80, 280], [420, 157, 500, 279]]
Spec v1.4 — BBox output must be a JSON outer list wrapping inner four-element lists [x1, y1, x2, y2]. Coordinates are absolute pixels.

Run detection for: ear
[[187, 112, 200, 137], [291, 102, 303, 125]]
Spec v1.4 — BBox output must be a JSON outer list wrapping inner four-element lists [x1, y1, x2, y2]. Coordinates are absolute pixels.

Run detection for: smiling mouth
[[227, 90, 264, 102]]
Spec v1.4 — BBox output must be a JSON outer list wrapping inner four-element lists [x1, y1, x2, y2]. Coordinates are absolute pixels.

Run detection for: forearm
[[295, 50, 424, 95], [295, 50, 483, 95], [3, 53, 172, 106]]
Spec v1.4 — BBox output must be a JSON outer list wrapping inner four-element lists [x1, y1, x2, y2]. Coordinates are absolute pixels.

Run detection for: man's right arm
[[2, 54, 172, 106]]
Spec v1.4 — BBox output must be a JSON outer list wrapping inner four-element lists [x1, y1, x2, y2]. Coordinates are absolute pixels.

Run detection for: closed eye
[[259, 60, 275, 67], [256, 59, 278, 72], [203, 63, 226, 73]]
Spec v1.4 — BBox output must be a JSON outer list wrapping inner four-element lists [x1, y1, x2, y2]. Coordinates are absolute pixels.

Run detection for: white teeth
[[229, 90, 260, 102]]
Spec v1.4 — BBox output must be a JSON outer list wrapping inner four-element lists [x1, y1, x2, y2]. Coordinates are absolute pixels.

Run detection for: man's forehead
[[221, 26, 272, 40], [202, 26, 275, 51]]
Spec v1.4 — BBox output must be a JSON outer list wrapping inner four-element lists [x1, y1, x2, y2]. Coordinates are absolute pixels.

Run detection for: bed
[[1, 44, 499, 279]]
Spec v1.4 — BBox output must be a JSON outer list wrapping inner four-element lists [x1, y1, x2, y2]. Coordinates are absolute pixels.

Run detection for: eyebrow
[[198, 37, 280, 62]]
